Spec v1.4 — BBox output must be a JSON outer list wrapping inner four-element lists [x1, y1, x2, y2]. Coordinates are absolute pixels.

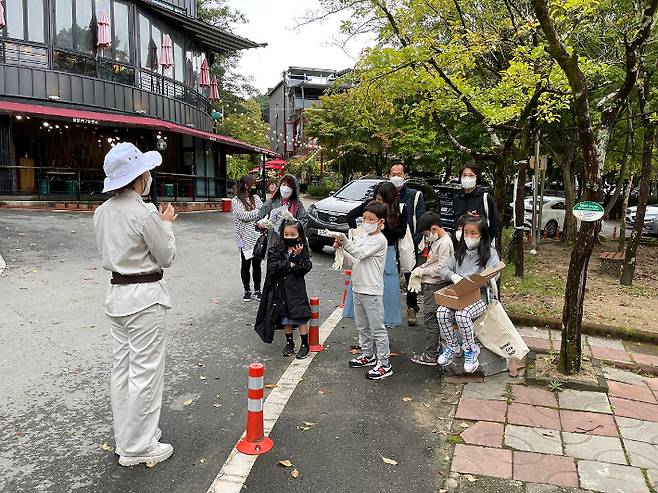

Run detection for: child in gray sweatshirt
[[438, 216, 500, 373], [334, 201, 392, 381]]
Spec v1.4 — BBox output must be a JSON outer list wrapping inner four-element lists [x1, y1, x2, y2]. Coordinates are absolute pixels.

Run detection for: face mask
[[284, 237, 300, 247], [142, 174, 152, 196], [249, 188, 257, 195], [427, 232, 438, 243], [363, 222, 379, 234], [465, 237, 480, 249], [280, 185, 293, 198], [390, 176, 405, 189], [461, 176, 477, 190], [455, 230, 462, 242]]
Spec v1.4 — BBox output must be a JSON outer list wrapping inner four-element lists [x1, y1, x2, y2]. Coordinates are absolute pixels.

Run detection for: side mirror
[[329, 191, 335, 196]]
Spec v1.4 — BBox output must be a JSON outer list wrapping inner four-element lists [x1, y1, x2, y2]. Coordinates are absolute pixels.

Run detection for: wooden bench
[[598, 251, 625, 276]]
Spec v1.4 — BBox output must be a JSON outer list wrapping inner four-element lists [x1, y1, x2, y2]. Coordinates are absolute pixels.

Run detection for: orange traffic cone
[[339, 270, 351, 308], [236, 363, 274, 455], [309, 297, 323, 352]]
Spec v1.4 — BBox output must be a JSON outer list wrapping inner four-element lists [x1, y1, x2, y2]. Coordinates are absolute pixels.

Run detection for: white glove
[[407, 274, 422, 293], [281, 210, 295, 222], [257, 216, 273, 230], [332, 247, 344, 270], [450, 274, 463, 284], [410, 266, 424, 278]]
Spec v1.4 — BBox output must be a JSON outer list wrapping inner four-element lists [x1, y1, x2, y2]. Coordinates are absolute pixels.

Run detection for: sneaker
[[296, 345, 310, 360], [119, 442, 173, 467], [243, 291, 252, 302], [411, 352, 439, 366], [253, 290, 262, 301], [463, 346, 481, 373], [437, 346, 458, 367], [116, 428, 162, 456], [366, 364, 393, 380], [407, 307, 418, 326], [282, 342, 295, 357], [349, 355, 376, 367]]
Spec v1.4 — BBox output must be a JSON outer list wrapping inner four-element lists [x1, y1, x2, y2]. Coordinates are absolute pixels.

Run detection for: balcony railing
[[0, 39, 211, 117]]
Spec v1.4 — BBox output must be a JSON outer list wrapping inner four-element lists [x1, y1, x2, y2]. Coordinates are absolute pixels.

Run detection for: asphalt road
[[0, 209, 451, 493]]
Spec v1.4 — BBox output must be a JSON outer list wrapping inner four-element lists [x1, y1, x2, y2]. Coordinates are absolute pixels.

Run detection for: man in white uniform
[[93, 143, 177, 466]]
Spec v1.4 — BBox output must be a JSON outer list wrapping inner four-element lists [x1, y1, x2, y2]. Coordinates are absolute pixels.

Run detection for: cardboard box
[[434, 262, 506, 310]]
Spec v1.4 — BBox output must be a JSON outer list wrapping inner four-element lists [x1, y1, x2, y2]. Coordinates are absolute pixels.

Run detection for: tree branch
[[432, 112, 499, 160]]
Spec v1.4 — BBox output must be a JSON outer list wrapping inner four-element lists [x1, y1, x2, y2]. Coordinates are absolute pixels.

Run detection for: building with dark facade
[[268, 66, 349, 158], [0, 0, 278, 204]]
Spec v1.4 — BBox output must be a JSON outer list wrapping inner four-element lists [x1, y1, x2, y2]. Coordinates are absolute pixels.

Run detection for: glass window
[[26, 0, 45, 42], [5, 0, 24, 40], [55, 0, 74, 48], [113, 1, 130, 62], [151, 23, 160, 70], [75, 0, 94, 53], [139, 13, 149, 68], [335, 180, 381, 201], [94, 0, 110, 16]]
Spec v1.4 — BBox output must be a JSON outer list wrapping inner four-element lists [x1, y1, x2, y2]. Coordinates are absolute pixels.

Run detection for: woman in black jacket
[[452, 163, 500, 240], [254, 218, 313, 359]]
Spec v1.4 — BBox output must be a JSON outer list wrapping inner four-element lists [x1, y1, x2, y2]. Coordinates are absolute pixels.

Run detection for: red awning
[[0, 100, 280, 157]]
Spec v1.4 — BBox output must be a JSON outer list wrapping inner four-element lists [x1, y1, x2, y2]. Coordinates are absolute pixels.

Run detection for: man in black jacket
[[389, 162, 426, 326]]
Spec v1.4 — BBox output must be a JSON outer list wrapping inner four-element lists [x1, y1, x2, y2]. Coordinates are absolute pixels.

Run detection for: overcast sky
[[226, 0, 371, 94]]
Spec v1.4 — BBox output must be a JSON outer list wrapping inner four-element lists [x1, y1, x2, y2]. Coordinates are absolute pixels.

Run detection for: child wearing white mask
[[257, 174, 307, 248], [437, 216, 500, 373]]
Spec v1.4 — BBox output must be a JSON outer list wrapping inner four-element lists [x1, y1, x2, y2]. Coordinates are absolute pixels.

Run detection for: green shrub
[[306, 179, 341, 198]]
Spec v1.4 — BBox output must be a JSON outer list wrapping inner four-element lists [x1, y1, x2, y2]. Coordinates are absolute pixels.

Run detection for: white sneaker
[[119, 442, 173, 467], [115, 428, 162, 456], [463, 346, 481, 373]]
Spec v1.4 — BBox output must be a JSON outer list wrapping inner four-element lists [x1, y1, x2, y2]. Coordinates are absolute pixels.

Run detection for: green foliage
[[547, 380, 564, 392]]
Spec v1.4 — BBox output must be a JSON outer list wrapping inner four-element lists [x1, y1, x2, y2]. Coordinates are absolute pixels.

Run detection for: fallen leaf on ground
[[303, 421, 316, 427], [298, 426, 312, 431], [199, 458, 207, 464], [278, 460, 293, 467], [402, 396, 413, 402], [459, 422, 470, 428], [213, 403, 221, 408], [381, 455, 398, 465], [389, 352, 402, 357], [464, 474, 478, 482], [265, 384, 277, 389], [350, 348, 363, 355], [210, 299, 220, 304], [423, 403, 430, 408], [318, 390, 325, 395], [291, 468, 301, 478], [183, 399, 193, 406], [200, 376, 207, 380], [197, 362, 205, 367], [101, 442, 114, 452]]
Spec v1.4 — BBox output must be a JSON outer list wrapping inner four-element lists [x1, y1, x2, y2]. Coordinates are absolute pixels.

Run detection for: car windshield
[[334, 180, 380, 201]]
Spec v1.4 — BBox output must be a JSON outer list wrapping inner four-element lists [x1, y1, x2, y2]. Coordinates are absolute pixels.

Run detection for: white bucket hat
[[102, 142, 162, 193]]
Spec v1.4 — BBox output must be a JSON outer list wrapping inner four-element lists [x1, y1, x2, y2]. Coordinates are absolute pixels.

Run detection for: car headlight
[[307, 204, 317, 217], [646, 216, 658, 224]]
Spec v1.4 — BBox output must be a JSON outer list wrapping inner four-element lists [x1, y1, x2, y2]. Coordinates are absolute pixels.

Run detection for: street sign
[[573, 201, 604, 222]]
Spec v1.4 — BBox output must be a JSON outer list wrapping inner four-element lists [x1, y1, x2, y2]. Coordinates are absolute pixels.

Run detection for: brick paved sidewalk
[[442, 329, 658, 493]]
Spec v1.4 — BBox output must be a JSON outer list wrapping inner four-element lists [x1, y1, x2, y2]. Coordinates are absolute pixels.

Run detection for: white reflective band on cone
[[247, 398, 263, 412], [248, 376, 263, 390]]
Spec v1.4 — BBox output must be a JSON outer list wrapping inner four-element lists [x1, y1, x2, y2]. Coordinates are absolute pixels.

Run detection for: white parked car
[[626, 205, 658, 236], [510, 196, 568, 238]]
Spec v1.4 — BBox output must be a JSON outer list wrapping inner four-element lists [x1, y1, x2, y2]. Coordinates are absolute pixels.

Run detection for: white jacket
[[341, 232, 388, 296]]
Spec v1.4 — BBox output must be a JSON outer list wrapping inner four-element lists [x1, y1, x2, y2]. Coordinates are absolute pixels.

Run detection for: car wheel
[[309, 241, 325, 253], [546, 220, 559, 239]]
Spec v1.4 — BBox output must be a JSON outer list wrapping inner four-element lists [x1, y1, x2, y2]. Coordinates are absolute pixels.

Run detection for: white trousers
[[108, 303, 168, 456]]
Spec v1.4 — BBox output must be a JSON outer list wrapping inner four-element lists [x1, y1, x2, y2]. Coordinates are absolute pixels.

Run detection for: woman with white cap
[[93, 142, 177, 467]]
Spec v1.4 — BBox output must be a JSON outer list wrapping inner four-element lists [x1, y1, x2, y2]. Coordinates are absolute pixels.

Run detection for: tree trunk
[[512, 160, 527, 277], [618, 173, 634, 252], [621, 126, 655, 284], [604, 110, 632, 218], [493, 155, 507, 255], [561, 159, 578, 243]]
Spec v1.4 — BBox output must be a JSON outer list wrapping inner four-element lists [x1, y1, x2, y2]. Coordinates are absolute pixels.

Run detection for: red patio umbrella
[[0, 2, 5, 29], [159, 34, 174, 68], [199, 57, 210, 87], [209, 76, 220, 101], [97, 10, 111, 49]]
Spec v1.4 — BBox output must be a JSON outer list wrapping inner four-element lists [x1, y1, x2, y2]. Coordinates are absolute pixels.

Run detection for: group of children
[[254, 198, 499, 381]]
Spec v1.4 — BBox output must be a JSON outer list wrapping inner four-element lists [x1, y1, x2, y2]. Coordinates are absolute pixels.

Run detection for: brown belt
[[111, 271, 163, 285]]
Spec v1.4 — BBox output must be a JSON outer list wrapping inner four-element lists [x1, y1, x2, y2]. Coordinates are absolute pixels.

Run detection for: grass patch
[[502, 255, 564, 298], [448, 435, 465, 444]]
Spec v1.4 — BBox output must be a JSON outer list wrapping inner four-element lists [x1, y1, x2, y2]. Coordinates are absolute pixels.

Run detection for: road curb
[[509, 312, 658, 345]]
